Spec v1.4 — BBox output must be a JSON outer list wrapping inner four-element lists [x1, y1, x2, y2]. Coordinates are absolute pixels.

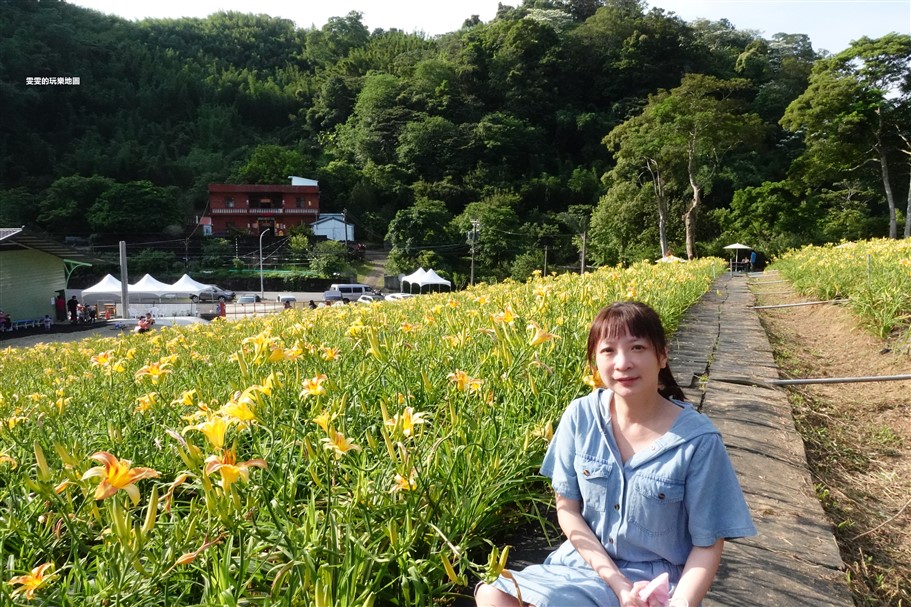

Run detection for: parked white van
[[324, 283, 373, 301]]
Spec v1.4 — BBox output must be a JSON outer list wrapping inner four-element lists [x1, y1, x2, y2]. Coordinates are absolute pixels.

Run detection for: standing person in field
[[55, 294, 66, 322], [67, 295, 79, 324], [475, 301, 755, 607]]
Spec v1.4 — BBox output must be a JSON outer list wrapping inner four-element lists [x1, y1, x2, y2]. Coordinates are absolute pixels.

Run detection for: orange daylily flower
[[9, 562, 56, 600], [204, 448, 267, 492], [174, 535, 224, 567], [81, 451, 159, 505]]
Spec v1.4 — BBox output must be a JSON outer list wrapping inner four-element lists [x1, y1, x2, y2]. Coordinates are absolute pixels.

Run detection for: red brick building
[[205, 183, 319, 236]]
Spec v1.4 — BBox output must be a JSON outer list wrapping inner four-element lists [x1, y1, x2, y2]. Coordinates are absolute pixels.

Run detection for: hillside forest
[[1, 0, 910, 284]]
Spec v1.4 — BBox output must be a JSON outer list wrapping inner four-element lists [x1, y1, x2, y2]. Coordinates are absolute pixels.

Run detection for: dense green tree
[[603, 74, 765, 258], [36, 175, 115, 235], [308, 239, 351, 277], [385, 198, 457, 273], [231, 145, 311, 184], [87, 181, 181, 235], [781, 34, 911, 237], [452, 191, 525, 277]]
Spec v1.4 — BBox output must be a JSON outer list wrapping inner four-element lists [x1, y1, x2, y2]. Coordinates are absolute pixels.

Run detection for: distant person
[[0, 310, 11, 332], [749, 250, 757, 272], [42, 315, 53, 331], [55, 294, 67, 322], [67, 295, 79, 324], [134, 313, 154, 334], [283, 300, 292, 310], [308, 300, 316, 310], [88, 304, 98, 323]]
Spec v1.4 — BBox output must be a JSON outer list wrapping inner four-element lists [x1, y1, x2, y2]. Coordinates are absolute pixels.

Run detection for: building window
[[225, 197, 235, 208], [296, 196, 304, 208]]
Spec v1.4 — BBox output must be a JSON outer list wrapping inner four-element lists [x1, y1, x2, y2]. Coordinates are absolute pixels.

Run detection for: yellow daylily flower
[[185, 416, 230, 449], [492, 307, 515, 325], [90, 351, 114, 366], [134, 361, 172, 384], [312, 411, 337, 434], [135, 392, 159, 412], [171, 389, 198, 407], [385, 407, 427, 438], [81, 451, 159, 506], [9, 562, 56, 601], [219, 398, 256, 425], [321, 429, 361, 459], [582, 368, 603, 389], [447, 369, 484, 393], [527, 321, 559, 347], [391, 469, 417, 493], [319, 346, 340, 361], [204, 448, 267, 492], [299, 374, 328, 398]]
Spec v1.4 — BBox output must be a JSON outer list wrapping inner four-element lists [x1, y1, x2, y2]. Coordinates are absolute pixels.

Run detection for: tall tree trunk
[[646, 158, 668, 255], [906, 165, 911, 238], [683, 142, 700, 260], [875, 112, 897, 238]]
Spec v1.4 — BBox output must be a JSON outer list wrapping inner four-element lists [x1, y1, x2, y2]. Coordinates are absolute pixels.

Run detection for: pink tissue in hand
[[637, 572, 670, 606]]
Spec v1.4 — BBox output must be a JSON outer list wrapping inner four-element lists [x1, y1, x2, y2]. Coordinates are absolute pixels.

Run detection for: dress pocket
[[573, 455, 614, 512], [628, 476, 685, 535]]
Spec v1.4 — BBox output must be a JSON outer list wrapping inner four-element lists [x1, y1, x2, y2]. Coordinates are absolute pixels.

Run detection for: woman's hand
[[617, 583, 650, 607]]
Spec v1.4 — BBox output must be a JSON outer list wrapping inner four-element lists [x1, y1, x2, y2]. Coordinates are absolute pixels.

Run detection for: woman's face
[[594, 330, 667, 399]]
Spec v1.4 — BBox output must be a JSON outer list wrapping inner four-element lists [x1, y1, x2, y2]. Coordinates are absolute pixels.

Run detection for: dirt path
[[751, 273, 911, 605], [360, 249, 388, 290]]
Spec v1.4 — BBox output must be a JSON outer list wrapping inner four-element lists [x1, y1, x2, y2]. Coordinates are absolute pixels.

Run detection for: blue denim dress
[[489, 389, 756, 607]]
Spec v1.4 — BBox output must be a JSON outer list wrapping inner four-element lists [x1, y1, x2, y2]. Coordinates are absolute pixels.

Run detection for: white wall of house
[[312, 217, 354, 242], [0, 249, 65, 320]]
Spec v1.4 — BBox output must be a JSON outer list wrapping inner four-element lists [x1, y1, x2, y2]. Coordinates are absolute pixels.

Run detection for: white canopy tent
[[402, 267, 451, 293], [81, 274, 123, 297], [130, 274, 179, 298], [169, 274, 211, 296]]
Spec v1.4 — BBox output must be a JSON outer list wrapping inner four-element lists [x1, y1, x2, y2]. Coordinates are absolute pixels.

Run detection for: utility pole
[[469, 218, 480, 286], [119, 241, 129, 318], [580, 230, 587, 275], [543, 244, 548, 276], [259, 228, 272, 299]]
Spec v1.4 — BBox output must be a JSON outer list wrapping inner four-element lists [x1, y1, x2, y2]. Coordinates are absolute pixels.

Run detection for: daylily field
[[0, 260, 723, 606], [771, 238, 911, 339]]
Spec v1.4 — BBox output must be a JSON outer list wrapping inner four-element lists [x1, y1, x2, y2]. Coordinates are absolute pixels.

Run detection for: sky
[[68, 0, 909, 56]]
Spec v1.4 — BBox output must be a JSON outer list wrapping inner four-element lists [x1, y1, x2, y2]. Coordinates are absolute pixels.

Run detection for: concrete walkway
[[672, 272, 852, 606]]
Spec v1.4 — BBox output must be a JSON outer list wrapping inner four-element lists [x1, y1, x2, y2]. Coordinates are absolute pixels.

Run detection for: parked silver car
[[190, 285, 235, 302]]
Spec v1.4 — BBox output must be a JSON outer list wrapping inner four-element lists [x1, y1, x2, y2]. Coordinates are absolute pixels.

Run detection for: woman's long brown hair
[[585, 301, 686, 401]]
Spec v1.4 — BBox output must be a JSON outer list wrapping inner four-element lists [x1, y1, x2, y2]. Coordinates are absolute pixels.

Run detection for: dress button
[[583, 469, 590, 476], [608, 538, 614, 544], [658, 493, 666, 500], [613, 503, 620, 511]]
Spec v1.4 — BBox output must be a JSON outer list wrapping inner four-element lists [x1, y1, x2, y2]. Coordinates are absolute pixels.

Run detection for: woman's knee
[[474, 582, 525, 606]]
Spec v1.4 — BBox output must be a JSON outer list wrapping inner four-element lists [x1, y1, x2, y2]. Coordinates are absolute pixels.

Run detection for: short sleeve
[[540, 401, 582, 501], [684, 434, 757, 545]]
